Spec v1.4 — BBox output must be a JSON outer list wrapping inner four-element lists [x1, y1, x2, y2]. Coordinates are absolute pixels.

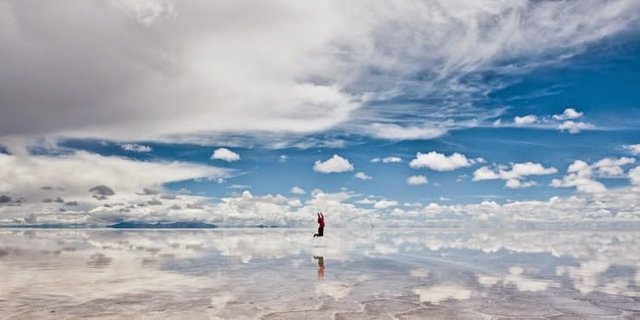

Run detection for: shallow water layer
[[0, 228, 639, 319]]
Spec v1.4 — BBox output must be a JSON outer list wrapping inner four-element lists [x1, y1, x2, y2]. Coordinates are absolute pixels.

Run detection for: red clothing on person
[[318, 217, 325, 228]]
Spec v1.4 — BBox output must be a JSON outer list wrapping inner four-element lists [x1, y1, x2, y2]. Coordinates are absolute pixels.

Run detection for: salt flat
[[0, 228, 639, 319]]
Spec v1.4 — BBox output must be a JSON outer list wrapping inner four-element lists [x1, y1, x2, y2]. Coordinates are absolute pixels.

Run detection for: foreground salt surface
[[0, 229, 639, 319]]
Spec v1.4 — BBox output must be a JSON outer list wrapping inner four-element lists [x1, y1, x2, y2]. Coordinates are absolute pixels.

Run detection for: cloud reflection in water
[[0, 228, 638, 318]]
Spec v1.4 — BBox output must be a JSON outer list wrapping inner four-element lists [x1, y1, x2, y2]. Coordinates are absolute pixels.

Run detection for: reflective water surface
[[1, 228, 639, 319]]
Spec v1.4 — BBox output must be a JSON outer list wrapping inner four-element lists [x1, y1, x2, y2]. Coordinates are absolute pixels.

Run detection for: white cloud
[[313, 155, 354, 173], [354, 172, 372, 180], [557, 121, 595, 134], [553, 108, 583, 120], [624, 144, 640, 155], [228, 184, 251, 189], [371, 156, 402, 163], [271, 138, 346, 150], [211, 148, 240, 162], [406, 175, 428, 185], [472, 166, 500, 181], [551, 157, 636, 193], [629, 166, 640, 187], [0, 1, 364, 142], [477, 267, 559, 293], [121, 143, 152, 152], [413, 284, 472, 304], [316, 281, 352, 301], [473, 162, 557, 189], [109, 0, 177, 27], [288, 199, 303, 207], [0, 150, 229, 225], [593, 157, 635, 177], [374, 199, 398, 209], [290, 186, 306, 195], [3, 157, 640, 227], [496, 108, 592, 132], [395, 189, 640, 223], [0, 151, 226, 198], [365, 123, 447, 140], [409, 152, 471, 171], [278, 155, 289, 163], [372, 156, 402, 163], [2, 1, 639, 143], [355, 196, 380, 205], [514, 115, 538, 126], [505, 179, 537, 189]]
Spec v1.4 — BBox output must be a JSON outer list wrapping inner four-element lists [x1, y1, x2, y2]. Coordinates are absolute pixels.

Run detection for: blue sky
[[1, 1, 640, 226]]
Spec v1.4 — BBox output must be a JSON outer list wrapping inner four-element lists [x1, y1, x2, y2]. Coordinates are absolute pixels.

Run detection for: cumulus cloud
[[553, 108, 583, 120], [406, 175, 428, 185], [495, 108, 593, 133], [0, 150, 228, 225], [557, 121, 595, 134], [121, 143, 152, 152], [0, 1, 361, 140], [89, 185, 115, 200], [473, 162, 557, 189], [313, 155, 354, 173], [199, 189, 376, 227], [355, 197, 377, 205], [2, 159, 640, 226], [0, 152, 226, 197], [592, 157, 636, 177], [550, 160, 606, 194], [373, 199, 398, 209], [290, 186, 306, 195], [409, 152, 471, 171], [354, 172, 372, 180], [2, 1, 640, 227], [624, 144, 640, 155], [211, 148, 240, 162], [629, 166, 640, 187], [514, 115, 538, 126], [551, 157, 636, 193], [433, 188, 640, 222]]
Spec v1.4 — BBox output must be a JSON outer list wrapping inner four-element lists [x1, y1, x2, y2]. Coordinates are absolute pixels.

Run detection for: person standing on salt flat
[[313, 212, 325, 238]]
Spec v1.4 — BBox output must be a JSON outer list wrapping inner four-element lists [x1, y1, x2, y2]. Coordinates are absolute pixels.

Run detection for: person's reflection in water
[[313, 256, 325, 280]]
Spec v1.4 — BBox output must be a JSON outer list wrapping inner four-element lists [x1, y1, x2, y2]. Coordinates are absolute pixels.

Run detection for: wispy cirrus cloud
[[121, 143, 152, 152], [1, 0, 638, 143]]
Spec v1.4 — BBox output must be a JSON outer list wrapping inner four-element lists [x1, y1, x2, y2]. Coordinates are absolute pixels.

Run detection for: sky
[[1, 0, 640, 227]]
